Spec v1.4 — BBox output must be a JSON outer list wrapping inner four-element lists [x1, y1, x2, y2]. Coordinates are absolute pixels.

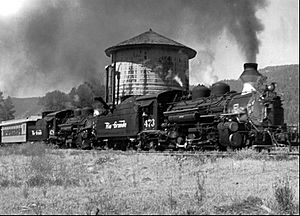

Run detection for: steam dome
[[192, 84, 211, 100], [211, 82, 230, 96]]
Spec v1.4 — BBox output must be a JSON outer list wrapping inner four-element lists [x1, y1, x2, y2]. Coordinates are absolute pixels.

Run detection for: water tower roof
[[105, 29, 197, 59]]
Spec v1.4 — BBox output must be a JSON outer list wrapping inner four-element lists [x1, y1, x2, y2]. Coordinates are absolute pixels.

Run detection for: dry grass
[[0, 143, 299, 215]]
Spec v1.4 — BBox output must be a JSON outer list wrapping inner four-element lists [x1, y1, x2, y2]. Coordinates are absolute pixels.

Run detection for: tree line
[[38, 82, 106, 112], [0, 81, 105, 122]]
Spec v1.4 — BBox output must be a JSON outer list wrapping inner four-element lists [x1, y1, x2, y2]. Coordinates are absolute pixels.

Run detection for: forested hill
[[223, 64, 299, 125], [11, 97, 43, 119]]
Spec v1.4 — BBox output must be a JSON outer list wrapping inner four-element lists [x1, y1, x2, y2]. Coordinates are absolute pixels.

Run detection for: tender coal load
[[192, 84, 211, 100], [211, 82, 230, 96]]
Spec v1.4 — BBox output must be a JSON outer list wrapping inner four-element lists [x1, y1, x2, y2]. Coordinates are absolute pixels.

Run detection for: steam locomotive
[[0, 63, 298, 151], [92, 63, 292, 151]]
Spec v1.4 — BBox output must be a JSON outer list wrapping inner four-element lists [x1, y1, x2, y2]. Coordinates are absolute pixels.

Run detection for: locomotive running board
[[164, 107, 199, 115], [221, 113, 240, 116]]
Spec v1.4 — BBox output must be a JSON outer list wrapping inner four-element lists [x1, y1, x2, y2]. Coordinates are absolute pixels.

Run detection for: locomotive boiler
[[160, 63, 287, 151]]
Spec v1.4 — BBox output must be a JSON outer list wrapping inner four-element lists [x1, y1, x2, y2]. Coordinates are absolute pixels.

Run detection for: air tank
[[211, 82, 230, 96], [192, 84, 211, 100]]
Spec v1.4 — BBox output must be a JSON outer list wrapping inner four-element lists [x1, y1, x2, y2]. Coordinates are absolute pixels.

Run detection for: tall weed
[[273, 177, 295, 214], [232, 148, 267, 160], [194, 171, 206, 205]]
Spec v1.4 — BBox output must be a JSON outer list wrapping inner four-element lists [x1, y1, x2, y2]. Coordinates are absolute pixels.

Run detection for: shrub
[[0, 178, 10, 188], [215, 196, 264, 214], [26, 174, 49, 187], [273, 177, 295, 214], [0, 178, 21, 188], [232, 148, 267, 160], [273, 152, 291, 161]]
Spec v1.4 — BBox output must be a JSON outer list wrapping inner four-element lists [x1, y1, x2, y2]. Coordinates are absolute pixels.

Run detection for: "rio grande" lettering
[[105, 120, 127, 129]]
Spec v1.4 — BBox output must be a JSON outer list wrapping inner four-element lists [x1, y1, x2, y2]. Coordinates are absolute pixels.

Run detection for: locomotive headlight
[[227, 122, 239, 132], [267, 83, 276, 92]]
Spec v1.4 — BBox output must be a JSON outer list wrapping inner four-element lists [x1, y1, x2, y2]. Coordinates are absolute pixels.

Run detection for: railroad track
[[89, 148, 300, 158], [1, 142, 299, 158], [127, 151, 299, 157]]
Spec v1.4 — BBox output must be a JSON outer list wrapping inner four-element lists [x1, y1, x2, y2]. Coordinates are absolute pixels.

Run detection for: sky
[[0, 0, 298, 98]]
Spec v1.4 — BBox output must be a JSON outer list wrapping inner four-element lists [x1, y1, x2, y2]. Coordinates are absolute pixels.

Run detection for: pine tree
[[0, 91, 5, 121], [4, 96, 15, 120], [0, 92, 15, 121]]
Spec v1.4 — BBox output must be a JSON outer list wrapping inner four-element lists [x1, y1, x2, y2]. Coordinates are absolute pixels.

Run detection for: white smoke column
[[190, 50, 218, 86], [173, 75, 183, 87], [177, 0, 267, 85]]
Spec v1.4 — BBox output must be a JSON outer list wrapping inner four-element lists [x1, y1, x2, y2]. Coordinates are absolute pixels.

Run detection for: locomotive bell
[[240, 63, 263, 94]]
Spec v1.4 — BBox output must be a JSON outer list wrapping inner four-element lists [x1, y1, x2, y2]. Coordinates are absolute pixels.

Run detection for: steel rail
[[91, 149, 300, 157]]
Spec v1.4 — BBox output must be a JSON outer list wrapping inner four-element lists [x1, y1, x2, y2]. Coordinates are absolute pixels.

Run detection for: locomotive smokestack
[[239, 63, 263, 95]]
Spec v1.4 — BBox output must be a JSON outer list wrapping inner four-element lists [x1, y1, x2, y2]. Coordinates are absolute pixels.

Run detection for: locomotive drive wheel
[[229, 132, 245, 149], [126, 140, 137, 151], [149, 141, 156, 150], [81, 140, 93, 150], [140, 140, 159, 151]]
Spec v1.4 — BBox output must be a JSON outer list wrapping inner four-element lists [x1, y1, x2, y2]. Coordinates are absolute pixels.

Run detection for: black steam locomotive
[[1, 63, 298, 151], [33, 107, 96, 149], [91, 63, 292, 151]]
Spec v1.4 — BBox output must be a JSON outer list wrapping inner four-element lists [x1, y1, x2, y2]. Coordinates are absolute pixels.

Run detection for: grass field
[[0, 143, 299, 215]]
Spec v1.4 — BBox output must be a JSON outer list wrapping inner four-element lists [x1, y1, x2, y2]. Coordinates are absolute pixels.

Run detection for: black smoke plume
[[0, 0, 267, 97]]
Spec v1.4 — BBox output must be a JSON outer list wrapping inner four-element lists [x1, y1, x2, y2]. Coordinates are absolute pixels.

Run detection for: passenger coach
[[0, 116, 43, 144]]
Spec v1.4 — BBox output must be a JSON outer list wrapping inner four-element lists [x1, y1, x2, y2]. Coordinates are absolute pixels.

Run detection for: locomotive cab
[[137, 89, 184, 150], [94, 89, 184, 151]]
